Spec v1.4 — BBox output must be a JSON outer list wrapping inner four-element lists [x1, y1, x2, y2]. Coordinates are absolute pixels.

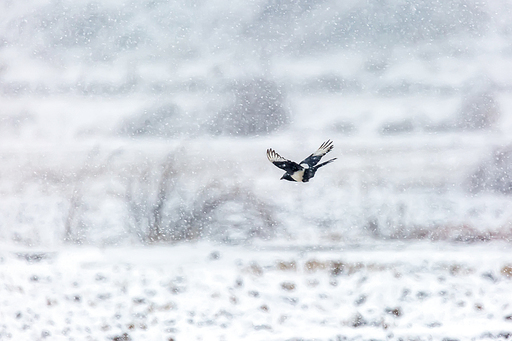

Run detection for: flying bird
[[266, 140, 337, 182]]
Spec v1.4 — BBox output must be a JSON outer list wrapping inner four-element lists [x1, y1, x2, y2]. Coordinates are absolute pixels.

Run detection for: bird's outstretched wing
[[266, 149, 302, 173], [299, 140, 334, 167]]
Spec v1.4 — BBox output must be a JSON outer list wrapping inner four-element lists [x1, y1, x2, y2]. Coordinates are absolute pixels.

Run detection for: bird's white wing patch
[[267, 149, 288, 163], [313, 139, 334, 156]]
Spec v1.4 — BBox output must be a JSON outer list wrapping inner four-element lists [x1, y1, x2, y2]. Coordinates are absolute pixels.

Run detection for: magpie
[[266, 140, 337, 182]]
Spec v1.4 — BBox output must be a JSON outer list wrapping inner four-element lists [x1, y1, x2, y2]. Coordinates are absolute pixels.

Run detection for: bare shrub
[[172, 184, 277, 243], [119, 103, 181, 138], [210, 77, 289, 136], [363, 200, 512, 242], [0, 111, 34, 137], [61, 152, 129, 246], [331, 121, 356, 135], [122, 155, 178, 243], [456, 92, 500, 131], [64, 187, 88, 244], [123, 156, 178, 243], [124, 156, 277, 244], [380, 119, 415, 135], [467, 146, 512, 194], [388, 223, 512, 243], [56, 149, 278, 245], [302, 74, 361, 93]]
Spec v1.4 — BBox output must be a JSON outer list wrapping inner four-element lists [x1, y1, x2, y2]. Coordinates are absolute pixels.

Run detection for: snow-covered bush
[[210, 77, 289, 136], [467, 146, 512, 194], [60, 157, 277, 245], [302, 74, 362, 94], [456, 92, 500, 130], [380, 119, 416, 135], [119, 103, 182, 138], [123, 155, 277, 244], [0, 111, 34, 137]]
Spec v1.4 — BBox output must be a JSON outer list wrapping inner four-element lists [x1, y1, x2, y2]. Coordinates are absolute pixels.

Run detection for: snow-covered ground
[[2, 242, 512, 341]]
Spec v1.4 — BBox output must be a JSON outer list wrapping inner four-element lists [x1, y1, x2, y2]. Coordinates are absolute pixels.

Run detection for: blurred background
[[1, 0, 512, 247]]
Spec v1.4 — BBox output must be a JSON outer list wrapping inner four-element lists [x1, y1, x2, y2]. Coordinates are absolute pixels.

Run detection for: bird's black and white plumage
[[266, 140, 337, 182]]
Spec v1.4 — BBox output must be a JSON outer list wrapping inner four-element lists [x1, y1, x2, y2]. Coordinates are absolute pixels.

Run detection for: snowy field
[[2, 242, 512, 341], [3, 0, 512, 340]]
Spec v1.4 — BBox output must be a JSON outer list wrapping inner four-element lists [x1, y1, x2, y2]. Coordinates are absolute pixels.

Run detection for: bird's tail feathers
[[315, 157, 337, 169]]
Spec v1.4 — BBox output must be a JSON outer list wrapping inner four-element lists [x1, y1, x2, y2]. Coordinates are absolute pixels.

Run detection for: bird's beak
[[280, 175, 284, 180]]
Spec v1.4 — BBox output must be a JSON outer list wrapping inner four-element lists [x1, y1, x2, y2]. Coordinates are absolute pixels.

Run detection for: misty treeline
[[0, 0, 505, 97], [0, 0, 505, 137], [3, 0, 492, 64]]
